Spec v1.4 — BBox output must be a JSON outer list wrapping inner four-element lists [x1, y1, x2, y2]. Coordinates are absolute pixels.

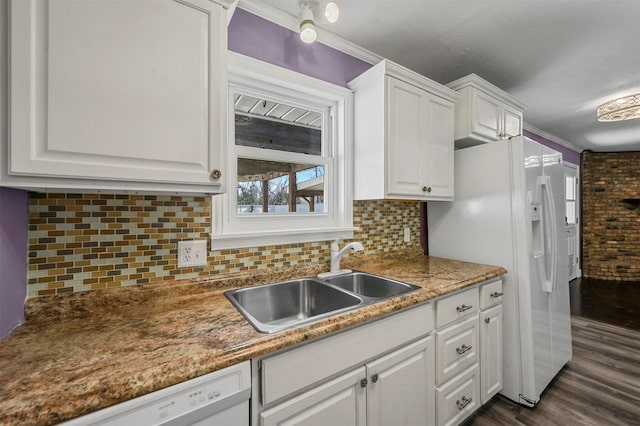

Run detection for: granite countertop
[[0, 253, 505, 425]]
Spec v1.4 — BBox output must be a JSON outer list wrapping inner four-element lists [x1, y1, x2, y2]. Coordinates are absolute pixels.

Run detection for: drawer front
[[260, 303, 433, 406], [436, 315, 479, 385], [480, 279, 503, 310], [436, 365, 480, 426], [436, 286, 478, 329]]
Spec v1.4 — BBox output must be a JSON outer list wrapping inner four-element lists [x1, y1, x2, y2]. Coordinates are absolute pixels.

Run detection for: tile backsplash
[[27, 195, 421, 297]]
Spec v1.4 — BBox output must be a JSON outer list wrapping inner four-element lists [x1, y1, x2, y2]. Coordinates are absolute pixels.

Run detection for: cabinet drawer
[[436, 365, 480, 426], [260, 303, 433, 406], [480, 279, 503, 310], [435, 286, 478, 328], [436, 315, 479, 385]]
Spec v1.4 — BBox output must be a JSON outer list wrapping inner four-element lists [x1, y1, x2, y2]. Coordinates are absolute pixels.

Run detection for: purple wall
[[228, 8, 372, 87], [524, 129, 581, 165], [0, 188, 28, 340]]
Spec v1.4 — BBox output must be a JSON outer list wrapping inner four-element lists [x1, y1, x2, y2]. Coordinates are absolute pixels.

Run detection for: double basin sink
[[225, 272, 421, 333]]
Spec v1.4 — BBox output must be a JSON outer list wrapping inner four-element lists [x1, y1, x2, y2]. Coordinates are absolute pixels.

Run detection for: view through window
[[234, 94, 326, 215]]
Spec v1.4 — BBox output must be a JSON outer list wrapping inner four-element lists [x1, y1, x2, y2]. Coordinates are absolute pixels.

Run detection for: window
[[212, 53, 354, 249], [565, 175, 577, 225]]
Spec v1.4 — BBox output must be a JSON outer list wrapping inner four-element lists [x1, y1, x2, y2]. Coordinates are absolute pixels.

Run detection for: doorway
[[564, 163, 580, 280]]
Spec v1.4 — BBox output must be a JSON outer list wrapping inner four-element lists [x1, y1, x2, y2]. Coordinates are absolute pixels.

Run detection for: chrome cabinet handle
[[490, 292, 504, 298], [485, 318, 491, 324], [456, 304, 472, 313], [360, 378, 368, 388], [211, 169, 222, 180], [456, 396, 472, 410], [371, 373, 379, 383], [456, 344, 472, 355]]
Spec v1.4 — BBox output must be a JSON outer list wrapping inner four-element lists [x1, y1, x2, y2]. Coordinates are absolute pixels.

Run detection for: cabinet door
[[10, 0, 226, 190], [386, 77, 426, 197], [366, 336, 435, 426], [424, 94, 454, 199], [480, 305, 503, 404], [470, 88, 501, 141], [502, 104, 523, 138], [259, 367, 366, 426]]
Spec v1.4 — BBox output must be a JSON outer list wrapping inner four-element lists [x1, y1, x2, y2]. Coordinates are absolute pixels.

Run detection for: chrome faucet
[[329, 236, 364, 274]]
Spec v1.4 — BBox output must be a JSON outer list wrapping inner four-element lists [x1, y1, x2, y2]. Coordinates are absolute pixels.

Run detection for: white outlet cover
[[177, 240, 208, 268], [404, 228, 411, 243]]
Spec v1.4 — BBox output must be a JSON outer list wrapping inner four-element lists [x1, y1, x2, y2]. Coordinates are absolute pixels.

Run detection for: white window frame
[[211, 52, 355, 250]]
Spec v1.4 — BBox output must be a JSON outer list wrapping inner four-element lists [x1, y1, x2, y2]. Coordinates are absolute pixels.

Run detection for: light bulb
[[300, 24, 317, 43], [324, 2, 339, 23]]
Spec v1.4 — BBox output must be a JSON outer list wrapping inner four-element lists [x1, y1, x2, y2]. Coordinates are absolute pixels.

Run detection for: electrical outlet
[[177, 240, 208, 268], [404, 227, 411, 243]]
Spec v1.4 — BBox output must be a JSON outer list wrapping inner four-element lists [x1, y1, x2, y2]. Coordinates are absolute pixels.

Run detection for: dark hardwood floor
[[569, 277, 639, 331], [465, 277, 640, 426]]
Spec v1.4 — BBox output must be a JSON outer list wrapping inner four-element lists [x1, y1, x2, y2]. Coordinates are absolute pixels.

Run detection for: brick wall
[[582, 151, 640, 280], [27, 196, 421, 297]]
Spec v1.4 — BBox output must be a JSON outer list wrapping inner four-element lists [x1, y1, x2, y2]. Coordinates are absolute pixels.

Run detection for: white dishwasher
[[63, 361, 250, 426]]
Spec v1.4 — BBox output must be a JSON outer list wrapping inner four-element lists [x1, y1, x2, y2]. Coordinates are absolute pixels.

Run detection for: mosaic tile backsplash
[[27, 195, 422, 297]]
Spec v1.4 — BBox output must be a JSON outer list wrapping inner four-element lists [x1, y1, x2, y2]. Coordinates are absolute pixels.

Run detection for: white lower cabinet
[[260, 336, 434, 426], [252, 303, 435, 426], [252, 277, 503, 426], [435, 279, 502, 425]]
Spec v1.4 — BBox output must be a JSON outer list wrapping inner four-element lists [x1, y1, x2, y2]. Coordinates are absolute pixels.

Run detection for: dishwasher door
[[63, 361, 250, 426]]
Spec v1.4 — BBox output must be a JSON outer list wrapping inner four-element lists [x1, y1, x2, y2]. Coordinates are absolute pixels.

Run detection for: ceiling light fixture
[[324, 2, 340, 23], [298, 1, 340, 44], [299, 3, 317, 43], [597, 94, 640, 122]]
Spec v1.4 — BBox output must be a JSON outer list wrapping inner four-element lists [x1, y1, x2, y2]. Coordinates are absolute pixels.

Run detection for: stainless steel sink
[[225, 272, 421, 334], [325, 272, 421, 299], [225, 278, 363, 333]]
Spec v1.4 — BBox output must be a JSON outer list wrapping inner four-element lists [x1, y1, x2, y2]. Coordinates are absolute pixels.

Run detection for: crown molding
[[447, 73, 528, 111], [349, 60, 459, 103], [523, 123, 582, 153], [237, 0, 382, 65]]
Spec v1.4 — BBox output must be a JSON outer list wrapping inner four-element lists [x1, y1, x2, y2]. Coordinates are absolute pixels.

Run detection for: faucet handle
[[331, 236, 345, 250]]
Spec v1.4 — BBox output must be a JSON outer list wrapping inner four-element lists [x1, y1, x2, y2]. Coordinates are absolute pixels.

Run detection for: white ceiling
[[249, 0, 640, 152]]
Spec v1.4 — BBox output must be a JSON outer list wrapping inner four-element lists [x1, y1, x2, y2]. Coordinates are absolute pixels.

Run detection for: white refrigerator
[[428, 136, 572, 407]]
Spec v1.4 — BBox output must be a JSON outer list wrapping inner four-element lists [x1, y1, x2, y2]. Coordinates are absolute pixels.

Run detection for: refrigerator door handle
[[536, 175, 557, 293]]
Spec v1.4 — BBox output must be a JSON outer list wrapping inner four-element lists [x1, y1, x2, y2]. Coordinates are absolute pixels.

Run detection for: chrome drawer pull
[[456, 396, 472, 410], [490, 292, 504, 298], [456, 344, 472, 355], [456, 304, 472, 313]]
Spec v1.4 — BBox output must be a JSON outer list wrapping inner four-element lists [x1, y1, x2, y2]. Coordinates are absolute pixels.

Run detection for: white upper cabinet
[[447, 74, 526, 149], [348, 60, 458, 201], [5, 0, 232, 194]]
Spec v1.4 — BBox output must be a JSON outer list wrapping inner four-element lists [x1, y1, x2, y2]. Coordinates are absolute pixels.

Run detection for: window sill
[[210, 227, 357, 250]]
